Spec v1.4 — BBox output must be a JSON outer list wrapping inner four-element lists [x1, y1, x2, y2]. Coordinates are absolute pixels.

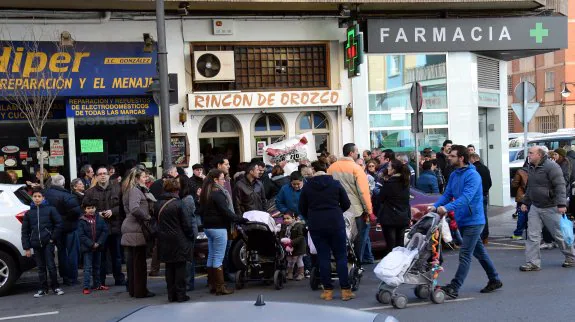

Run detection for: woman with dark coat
[[179, 174, 199, 291], [198, 169, 247, 295], [299, 161, 353, 302], [155, 178, 194, 303], [378, 159, 411, 254]]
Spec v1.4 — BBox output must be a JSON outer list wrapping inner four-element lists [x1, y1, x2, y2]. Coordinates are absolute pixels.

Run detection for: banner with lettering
[[65, 97, 158, 117], [0, 41, 156, 96], [262, 132, 317, 166], [189, 90, 341, 110], [0, 101, 66, 120]]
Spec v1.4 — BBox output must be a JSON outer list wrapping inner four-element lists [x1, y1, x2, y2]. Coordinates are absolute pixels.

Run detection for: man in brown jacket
[[511, 163, 529, 240]]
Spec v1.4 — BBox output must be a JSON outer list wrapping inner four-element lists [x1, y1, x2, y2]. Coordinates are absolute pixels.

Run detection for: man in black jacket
[[189, 163, 205, 206], [44, 174, 82, 286], [150, 166, 179, 199], [233, 162, 267, 216], [437, 140, 453, 183], [83, 166, 125, 286], [470, 153, 492, 244]]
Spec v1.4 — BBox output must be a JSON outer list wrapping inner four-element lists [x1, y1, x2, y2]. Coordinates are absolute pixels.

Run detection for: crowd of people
[[8, 138, 575, 302]]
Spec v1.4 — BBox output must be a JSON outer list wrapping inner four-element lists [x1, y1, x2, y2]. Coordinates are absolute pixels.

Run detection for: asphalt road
[[1, 208, 574, 322]]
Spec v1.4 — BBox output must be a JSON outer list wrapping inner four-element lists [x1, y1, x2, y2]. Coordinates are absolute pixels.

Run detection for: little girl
[[280, 213, 307, 280]]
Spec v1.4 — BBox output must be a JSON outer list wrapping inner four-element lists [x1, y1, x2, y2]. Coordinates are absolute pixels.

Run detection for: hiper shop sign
[[189, 90, 341, 110]]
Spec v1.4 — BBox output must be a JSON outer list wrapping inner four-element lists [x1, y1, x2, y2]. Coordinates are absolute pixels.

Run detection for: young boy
[[279, 213, 307, 280], [21, 189, 64, 297], [78, 201, 109, 294]]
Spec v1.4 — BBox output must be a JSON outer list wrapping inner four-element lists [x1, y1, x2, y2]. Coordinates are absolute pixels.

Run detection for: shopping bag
[[560, 214, 574, 246], [307, 232, 317, 255], [440, 217, 453, 243]]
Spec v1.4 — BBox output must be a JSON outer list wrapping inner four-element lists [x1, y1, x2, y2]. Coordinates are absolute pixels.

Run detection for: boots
[[294, 267, 305, 281], [320, 289, 333, 301], [207, 268, 216, 294], [287, 267, 294, 280], [214, 266, 234, 296], [341, 288, 356, 301]]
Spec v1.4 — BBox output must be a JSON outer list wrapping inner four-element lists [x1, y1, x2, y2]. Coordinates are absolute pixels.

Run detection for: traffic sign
[[514, 81, 536, 102], [410, 82, 423, 112], [511, 102, 540, 124]]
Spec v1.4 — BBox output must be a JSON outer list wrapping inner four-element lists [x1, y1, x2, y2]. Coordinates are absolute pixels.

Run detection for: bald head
[[528, 146, 548, 165]]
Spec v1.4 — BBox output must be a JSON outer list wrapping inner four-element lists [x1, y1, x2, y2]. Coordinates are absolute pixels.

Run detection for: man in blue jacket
[[416, 160, 439, 193], [428, 145, 502, 299]]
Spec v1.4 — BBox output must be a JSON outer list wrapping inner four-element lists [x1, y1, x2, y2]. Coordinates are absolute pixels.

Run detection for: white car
[[0, 184, 36, 296]]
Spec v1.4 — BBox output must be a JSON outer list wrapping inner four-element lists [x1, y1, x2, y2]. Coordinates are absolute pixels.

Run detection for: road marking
[[358, 297, 474, 311], [0, 311, 59, 321], [487, 242, 525, 249]]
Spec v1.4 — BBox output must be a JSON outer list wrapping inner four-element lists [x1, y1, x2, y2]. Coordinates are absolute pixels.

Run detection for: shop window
[[199, 115, 241, 172], [252, 114, 286, 157], [297, 112, 330, 154]]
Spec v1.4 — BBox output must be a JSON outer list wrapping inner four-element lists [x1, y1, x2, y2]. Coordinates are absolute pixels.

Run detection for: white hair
[[51, 174, 65, 187]]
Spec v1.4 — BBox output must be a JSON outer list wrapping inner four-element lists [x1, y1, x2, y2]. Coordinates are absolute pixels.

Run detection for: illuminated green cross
[[530, 23, 548, 44]]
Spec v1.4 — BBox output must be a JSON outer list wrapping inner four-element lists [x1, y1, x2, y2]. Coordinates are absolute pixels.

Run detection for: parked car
[[0, 184, 36, 296]]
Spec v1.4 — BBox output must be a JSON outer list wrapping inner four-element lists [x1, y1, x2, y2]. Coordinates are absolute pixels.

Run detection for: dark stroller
[[234, 221, 287, 290]]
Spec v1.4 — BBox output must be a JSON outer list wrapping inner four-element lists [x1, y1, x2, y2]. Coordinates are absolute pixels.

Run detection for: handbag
[[141, 198, 175, 242]]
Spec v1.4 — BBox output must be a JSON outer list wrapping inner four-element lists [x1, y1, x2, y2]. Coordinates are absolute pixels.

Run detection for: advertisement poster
[[50, 139, 65, 157], [28, 137, 47, 149], [262, 132, 317, 166], [256, 141, 266, 156], [49, 156, 65, 166]]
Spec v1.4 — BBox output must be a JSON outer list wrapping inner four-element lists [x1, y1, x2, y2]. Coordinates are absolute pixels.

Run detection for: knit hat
[[555, 148, 567, 158]]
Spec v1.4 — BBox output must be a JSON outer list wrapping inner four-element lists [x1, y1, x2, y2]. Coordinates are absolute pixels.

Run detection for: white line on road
[[0, 311, 59, 321], [358, 297, 475, 311]]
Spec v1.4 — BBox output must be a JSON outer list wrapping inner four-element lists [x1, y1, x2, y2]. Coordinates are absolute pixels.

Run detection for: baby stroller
[[309, 213, 362, 292], [374, 213, 445, 309], [234, 219, 287, 290]]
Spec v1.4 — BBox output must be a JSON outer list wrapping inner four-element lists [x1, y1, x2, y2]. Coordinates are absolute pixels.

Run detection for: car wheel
[[0, 251, 19, 297], [231, 240, 247, 271]]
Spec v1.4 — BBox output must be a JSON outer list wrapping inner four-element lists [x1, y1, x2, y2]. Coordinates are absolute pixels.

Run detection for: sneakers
[[562, 261, 575, 268], [341, 288, 356, 301], [511, 235, 524, 240], [53, 288, 65, 295], [519, 263, 541, 272], [304, 270, 310, 278], [34, 290, 48, 298], [83, 289, 91, 295], [540, 242, 557, 250], [480, 280, 503, 293], [93, 285, 110, 291], [440, 284, 459, 299], [320, 289, 333, 301]]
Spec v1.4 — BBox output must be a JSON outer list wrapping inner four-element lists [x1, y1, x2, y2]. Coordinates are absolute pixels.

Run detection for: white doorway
[[478, 109, 488, 164]]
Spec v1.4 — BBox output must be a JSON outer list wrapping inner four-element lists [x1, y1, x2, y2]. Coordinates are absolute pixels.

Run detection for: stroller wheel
[[391, 294, 408, 309], [414, 285, 430, 299], [273, 270, 285, 290], [309, 267, 320, 291], [430, 288, 446, 304], [349, 267, 361, 292], [235, 270, 246, 290], [376, 290, 392, 304]]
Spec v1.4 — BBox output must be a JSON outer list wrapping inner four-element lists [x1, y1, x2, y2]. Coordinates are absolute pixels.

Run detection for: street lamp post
[[155, 0, 172, 168], [560, 82, 575, 128]]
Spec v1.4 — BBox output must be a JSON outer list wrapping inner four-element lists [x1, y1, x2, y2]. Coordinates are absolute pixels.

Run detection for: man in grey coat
[[520, 146, 575, 271]]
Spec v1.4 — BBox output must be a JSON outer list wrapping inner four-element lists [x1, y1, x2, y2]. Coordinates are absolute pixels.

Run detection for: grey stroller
[[375, 213, 446, 309]]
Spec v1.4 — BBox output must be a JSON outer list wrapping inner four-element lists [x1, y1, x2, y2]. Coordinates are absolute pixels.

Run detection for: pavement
[[2, 206, 574, 322]]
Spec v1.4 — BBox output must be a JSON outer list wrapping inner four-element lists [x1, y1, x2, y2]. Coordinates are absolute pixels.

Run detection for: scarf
[[215, 183, 234, 213], [85, 213, 96, 242]]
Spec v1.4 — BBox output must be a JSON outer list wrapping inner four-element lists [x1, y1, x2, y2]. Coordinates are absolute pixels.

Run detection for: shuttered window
[[477, 57, 500, 90], [536, 115, 559, 133]]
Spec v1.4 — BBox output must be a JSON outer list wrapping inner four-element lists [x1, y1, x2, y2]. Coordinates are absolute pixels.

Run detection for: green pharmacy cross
[[530, 23, 549, 44]]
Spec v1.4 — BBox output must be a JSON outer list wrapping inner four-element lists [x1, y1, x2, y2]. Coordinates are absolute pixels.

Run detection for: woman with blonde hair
[[121, 167, 156, 298]]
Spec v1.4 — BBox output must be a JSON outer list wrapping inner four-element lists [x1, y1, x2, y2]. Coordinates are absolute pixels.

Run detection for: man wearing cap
[[190, 164, 205, 208]]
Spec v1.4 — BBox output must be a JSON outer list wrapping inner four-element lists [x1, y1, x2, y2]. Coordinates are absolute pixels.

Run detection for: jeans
[[525, 205, 575, 267], [362, 235, 375, 263], [382, 226, 406, 254], [99, 234, 125, 285], [34, 243, 59, 291], [58, 231, 79, 285], [451, 229, 463, 246], [481, 196, 489, 240], [205, 228, 227, 268], [451, 224, 499, 291], [513, 205, 529, 237], [310, 228, 349, 290], [354, 217, 368, 267], [83, 251, 102, 289]]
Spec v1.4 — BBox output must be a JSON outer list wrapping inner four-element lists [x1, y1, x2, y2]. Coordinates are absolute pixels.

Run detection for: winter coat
[[266, 175, 290, 200], [233, 176, 267, 216], [434, 164, 485, 228], [556, 159, 573, 198], [72, 191, 84, 205], [155, 193, 193, 263], [200, 188, 244, 230], [83, 182, 123, 235], [43, 186, 82, 233], [121, 186, 152, 247], [181, 195, 199, 239], [416, 170, 439, 194], [78, 213, 109, 253], [473, 161, 492, 196], [327, 157, 373, 216], [299, 173, 351, 232], [522, 156, 567, 208], [275, 184, 302, 218], [378, 175, 411, 227], [279, 222, 307, 256], [512, 168, 528, 203], [21, 201, 63, 250]]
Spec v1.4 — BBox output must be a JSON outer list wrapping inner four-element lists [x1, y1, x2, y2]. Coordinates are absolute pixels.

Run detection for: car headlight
[[196, 232, 207, 240]]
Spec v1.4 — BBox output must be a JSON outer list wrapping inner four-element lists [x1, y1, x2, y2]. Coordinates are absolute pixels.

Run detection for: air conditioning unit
[[193, 51, 236, 82]]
